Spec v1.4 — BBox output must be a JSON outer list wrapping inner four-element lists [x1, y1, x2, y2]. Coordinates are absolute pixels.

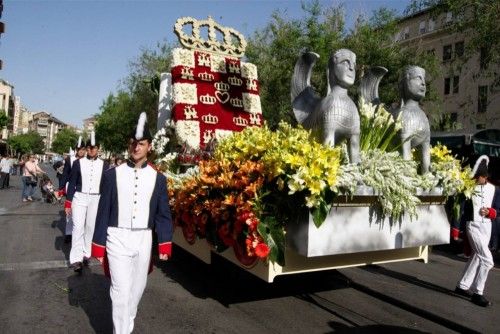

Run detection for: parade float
[[152, 17, 475, 282]]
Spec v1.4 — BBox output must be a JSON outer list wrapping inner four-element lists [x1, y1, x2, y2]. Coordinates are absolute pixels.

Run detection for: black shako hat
[[472, 155, 489, 178], [130, 112, 152, 142], [75, 135, 85, 149], [85, 131, 99, 147]]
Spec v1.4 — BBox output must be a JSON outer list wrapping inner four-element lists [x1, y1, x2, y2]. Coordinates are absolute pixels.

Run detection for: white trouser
[[458, 220, 494, 295], [107, 227, 152, 334], [69, 192, 100, 264], [65, 214, 73, 236]]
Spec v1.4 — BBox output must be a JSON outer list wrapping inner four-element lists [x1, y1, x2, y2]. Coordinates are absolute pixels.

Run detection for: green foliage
[[51, 128, 79, 154], [7, 131, 45, 155], [95, 41, 174, 153], [246, 0, 440, 129], [95, 92, 138, 154], [0, 111, 8, 128]]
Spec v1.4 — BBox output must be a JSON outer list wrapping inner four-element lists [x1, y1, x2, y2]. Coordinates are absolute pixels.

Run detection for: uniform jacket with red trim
[[460, 182, 500, 224], [64, 157, 109, 208], [91, 161, 173, 258]]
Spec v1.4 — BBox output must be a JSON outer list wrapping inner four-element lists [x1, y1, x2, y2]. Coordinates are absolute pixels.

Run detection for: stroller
[[40, 174, 62, 204]]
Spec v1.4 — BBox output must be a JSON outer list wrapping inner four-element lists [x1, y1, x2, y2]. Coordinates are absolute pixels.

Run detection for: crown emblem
[[203, 130, 215, 144], [230, 97, 243, 108], [249, 113, 261, 125], [228, 76, 242, 86], [183, 105, 198, 119], [174, 16, 247, 58], [214, 82, 230, 92], [198, 71, 214, 82], [197, 53, 211, 67], [181, 67, 194, 80], [200, 94, 216, 105], [246, 79, 257, 91], [201, 113, 219, 125], [228, 61, 240, 74], [233, 116, 248, 127]]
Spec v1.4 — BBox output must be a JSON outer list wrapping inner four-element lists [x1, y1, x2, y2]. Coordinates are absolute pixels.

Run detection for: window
[[427, 49, 435, 56], [443, 44, 452, 61], [419, 21, 426, 34], [428, 19, 435, 32], [445, 11, 453, 24], [403, 26, 410, 39], [480, 47, 488, 69], [455, 41, 464, 58], [444, 78, 451, 95], [478, 86, 488, 113], [450, 112, 458, 123], [453, 76, 459, 94]]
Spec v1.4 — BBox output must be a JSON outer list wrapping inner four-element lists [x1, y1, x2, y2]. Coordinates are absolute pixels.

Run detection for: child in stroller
[[40, 174, 62, 204]]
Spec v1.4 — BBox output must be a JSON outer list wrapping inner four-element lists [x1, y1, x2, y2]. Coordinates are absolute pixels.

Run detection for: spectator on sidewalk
[[22, 154, 46, 202], [0, 154, 13, 189], [455, 155, 500, 307]]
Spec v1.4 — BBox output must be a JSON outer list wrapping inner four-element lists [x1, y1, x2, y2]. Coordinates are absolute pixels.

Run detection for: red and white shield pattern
[[171, 48, 263, 150]]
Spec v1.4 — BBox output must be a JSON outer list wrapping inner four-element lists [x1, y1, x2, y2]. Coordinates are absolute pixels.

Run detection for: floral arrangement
[[168, 123, 342, 265], [359, 98, 402, 152], [162, 121, 475, 266]]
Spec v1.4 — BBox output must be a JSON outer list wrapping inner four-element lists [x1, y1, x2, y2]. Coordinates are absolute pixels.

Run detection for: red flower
[[254, 243, 270, 258]]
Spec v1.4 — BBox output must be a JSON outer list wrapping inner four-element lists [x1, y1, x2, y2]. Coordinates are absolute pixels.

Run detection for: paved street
[[1, 166, 499, 333]]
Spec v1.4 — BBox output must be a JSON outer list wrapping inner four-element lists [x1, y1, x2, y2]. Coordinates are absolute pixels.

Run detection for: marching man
[[455, 155, 500, 307], [60, 136, 86, 243], [92, 112, 173, 334], [65, 132, 108, 272]]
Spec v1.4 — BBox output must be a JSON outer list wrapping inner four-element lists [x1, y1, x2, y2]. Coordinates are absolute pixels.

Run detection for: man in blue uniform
[[60, 136, 86, 243], [92, 112, 173, 334], [65, 132, 108, 272]]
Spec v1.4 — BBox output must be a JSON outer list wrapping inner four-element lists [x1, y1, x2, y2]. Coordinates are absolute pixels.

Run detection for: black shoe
[[71, 262, 83, 273], [471, 293, 491, 307], [64, 235, 72, 244], [83, 257, 90, 266], [454, 286, 472, 298]]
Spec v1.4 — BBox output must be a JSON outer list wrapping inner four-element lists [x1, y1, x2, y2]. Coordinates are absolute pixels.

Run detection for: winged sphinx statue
[[291, 50, 430, 174], [291, 49, 387, 164], [393, 65, 430, 174]]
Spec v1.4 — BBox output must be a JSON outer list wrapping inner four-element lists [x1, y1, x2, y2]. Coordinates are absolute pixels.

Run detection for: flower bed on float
[[155, 115, 475, 267]]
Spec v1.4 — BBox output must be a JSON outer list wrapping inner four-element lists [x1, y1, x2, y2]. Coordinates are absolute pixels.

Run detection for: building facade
[[29, 111, 68, 152], [395, 8, 499, 132], [0, 79, 14, 141]]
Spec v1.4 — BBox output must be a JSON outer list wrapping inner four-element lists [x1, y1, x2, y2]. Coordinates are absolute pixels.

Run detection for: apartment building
[[29, 111, 68, 152], [0, 79, 14, 140], [395, 8, 499, 132]]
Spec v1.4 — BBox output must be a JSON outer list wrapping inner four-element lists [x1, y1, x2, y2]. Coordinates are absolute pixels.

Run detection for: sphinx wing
[[359, 66, 388, 105], [291, 52, 321, 124]]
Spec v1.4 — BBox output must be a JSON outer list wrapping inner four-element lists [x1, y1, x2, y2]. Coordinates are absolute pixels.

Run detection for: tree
[[7, 131, 45, 155], [246, 1, 440, 129], [51, 128, 79, 154], [0, 111, 8, 129], [95, 41, 173, 153]]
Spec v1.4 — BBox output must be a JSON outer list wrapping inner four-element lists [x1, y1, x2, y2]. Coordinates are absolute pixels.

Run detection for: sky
[[1, 0, 410, 128]]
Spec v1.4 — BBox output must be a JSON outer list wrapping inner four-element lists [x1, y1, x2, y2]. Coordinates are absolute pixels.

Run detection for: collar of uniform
[[86, 156, 98, 161], [126, 159, 148, 169]]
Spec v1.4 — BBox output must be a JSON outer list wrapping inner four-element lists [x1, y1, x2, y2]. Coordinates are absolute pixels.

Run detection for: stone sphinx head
[[329, 49, 356, 88], [400, 65, 426, 103]]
